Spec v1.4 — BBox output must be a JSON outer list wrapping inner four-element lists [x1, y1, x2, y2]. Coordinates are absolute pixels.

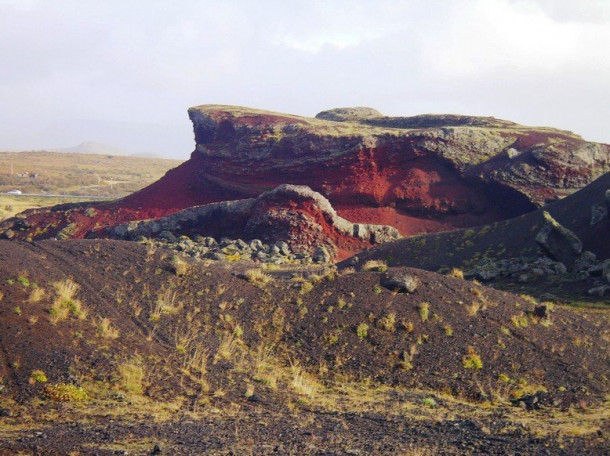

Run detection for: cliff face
[[1, 105, 608, 253], [121, 105, 609, 233]]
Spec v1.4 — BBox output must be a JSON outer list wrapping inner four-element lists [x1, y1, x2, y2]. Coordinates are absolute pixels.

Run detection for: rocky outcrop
[[105, 184, 401, 258], [1, 105, 608, 245]]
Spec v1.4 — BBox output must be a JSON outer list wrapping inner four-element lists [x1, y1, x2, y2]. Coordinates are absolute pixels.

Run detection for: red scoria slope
[[1, 105, 608, 245]]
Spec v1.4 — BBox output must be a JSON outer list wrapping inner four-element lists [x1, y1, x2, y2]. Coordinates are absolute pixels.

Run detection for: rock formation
[[106, 184, 400, 258], [1, 105, 608, 255]]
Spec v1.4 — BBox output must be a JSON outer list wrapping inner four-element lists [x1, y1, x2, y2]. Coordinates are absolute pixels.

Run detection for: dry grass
[[149, 289, 181, 321], [449, 268, 464, 279], [96, 317, 120, 339], [215, 332, 240, 362], [289, 360, 320, 397], [170, 255, 189, 276], [467, 301, 481, 316], [49, 279, 87, 323], [118, 358, 145, 394], [362, 260, 388, 272], [28, 287, 45, 303], [244, 268, 273, 288]]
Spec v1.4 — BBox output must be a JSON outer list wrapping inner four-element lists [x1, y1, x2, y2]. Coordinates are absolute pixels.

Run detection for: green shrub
[[418, 302, 430, 322], [462, 347, 483, 369], [356, 323, 369, 338], [30, 370, 48, 383], [44, 383, 88, 401]]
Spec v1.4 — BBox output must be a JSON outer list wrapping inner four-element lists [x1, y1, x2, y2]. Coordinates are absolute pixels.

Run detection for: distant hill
[[52, 141, 158, 158]]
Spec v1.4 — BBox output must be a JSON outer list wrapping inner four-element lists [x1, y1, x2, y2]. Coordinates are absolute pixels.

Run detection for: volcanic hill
[[0, 239, 609, 454], [1, 105, 608, 258]]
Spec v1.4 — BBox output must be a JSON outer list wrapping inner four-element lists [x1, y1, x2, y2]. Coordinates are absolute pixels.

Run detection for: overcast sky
[[0, 0, 608, 158]]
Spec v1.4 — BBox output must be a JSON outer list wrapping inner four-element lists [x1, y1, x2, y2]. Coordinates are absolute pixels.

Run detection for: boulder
[[535, 211, 582, 266], [380, 271, 419, 293], [312, 246, 331, 263]]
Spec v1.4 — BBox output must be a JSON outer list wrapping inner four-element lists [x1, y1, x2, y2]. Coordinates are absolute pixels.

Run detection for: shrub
[[356, 323, 369, 338], [17, 276, 30, 287], [30, 370, 48, 383], [300, 282, 314, 294], [418, 302, 430, 322], [44, 383, 88, 402], [444, 325, 454, 336], [462, 347, 483, 369], [362, 260, 388, 273], [422, 397, 437, 407]]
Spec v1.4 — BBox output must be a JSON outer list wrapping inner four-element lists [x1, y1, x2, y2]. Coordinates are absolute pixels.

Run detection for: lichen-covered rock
[[535, 211, 583, 266], [380, 271, 419, 293]]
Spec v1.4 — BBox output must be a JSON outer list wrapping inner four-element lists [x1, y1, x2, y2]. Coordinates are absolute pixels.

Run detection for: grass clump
[[118, 358, 145, 394], [376, 313, 396, 332], [43, 383, 88, 402], [511, 313, 529, 328], [17, 276, 30, 287], [170, 255, 189, 276], [150, 289, 181, 321], [449, 268, 464, 279], [467, 301, 481, 316], [97, 317, 120, 339], [49, 279, 86, 323], [28, 287, 45, 303], [244, 268, 273, 288], [462, 347, 483, 369], [362, 260, 388, 272], [418, 302, 430, 322], [356, 322, 369, 338], [300, 281, 314, 294]]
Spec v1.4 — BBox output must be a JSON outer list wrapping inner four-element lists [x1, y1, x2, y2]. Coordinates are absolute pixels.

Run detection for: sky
[[0, 0, 609, 158]]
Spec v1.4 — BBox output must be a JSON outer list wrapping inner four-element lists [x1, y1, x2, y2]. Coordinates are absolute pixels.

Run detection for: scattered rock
[[506, 147, 521, 159], [533, 305, 549, 319], [380, 271, 419, 293], [588, 285, 609, 297], [590, 203, 608, 225]]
